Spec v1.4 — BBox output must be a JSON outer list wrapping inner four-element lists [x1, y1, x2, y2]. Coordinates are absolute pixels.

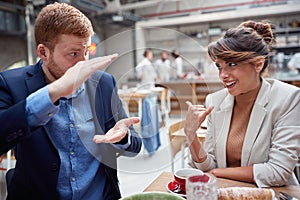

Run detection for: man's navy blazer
[[0, 61, 142, 199]]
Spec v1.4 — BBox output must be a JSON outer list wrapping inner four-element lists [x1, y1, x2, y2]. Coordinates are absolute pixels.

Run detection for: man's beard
[[47, 56, 64, 80]]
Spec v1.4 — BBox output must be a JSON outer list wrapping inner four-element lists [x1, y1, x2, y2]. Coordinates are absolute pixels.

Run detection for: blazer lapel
[[241, 80, 270, 166], [85, 72, 105, 131], [214, 94, 234, 168], [84, 72, 109, 162]]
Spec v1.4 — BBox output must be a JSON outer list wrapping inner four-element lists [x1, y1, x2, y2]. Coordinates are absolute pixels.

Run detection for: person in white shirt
[[287, 52, 300, 73], [171, 50, 183, 79], [154, 50, 171, 82], [136, 49, 157, 86]]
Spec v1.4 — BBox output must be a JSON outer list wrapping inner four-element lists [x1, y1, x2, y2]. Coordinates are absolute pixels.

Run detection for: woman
[[184, 20, 300, 187], [171, 50, 183, 79], [136, 49, 157, 86]]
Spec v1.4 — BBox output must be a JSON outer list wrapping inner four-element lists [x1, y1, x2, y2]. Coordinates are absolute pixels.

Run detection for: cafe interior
[[0, 0, 300, 199]]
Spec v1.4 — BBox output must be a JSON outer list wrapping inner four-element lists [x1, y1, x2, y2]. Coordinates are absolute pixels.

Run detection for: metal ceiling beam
[[104, 0, 181, 13], [136, 3, 300, 28]]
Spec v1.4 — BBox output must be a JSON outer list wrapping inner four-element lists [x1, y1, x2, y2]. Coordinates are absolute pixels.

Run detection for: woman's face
[[147, 51, 153, 60], [215, 58, 262, 96]]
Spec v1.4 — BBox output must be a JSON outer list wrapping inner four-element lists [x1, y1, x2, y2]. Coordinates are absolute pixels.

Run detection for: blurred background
[[0, 0, 299, 197]]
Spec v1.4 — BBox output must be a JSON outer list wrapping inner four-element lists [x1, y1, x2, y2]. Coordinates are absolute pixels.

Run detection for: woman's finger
[[185, 101, 193, 107]]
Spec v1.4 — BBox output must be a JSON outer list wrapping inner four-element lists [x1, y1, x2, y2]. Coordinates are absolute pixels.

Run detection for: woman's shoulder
[[264, 79, 300, 107], [266, 78, 299, 94]]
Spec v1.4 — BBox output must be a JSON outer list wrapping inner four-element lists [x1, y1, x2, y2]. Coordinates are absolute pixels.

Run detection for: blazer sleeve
[[253, 86, 300, 187], [98, 73, 142, 156], [0, 74, 30, 154], [113, 77, 142, 156]]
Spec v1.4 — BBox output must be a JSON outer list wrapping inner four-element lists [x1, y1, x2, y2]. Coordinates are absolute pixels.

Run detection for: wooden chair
[[168, 119, 187, 172]]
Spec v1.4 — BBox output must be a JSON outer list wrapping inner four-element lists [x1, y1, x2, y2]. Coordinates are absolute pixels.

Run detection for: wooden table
[[144, 172, 300, 199]]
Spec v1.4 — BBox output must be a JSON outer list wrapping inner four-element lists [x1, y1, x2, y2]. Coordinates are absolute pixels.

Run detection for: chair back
[[168, 120, 186, 157], [168, 119, 187, 171]]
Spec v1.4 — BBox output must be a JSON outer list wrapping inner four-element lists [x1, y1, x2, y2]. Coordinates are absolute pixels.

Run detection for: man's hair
[[34, 2, 94, 50]]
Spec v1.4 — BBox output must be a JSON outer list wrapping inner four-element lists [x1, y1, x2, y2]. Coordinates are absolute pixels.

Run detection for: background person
[[184, 20, 300, 187], [154, 50, 171, 82], [135, 49, 157, 87], [0, 3, 142, 200], [287, 52, 300, 73], [171, 49, 183, 79]]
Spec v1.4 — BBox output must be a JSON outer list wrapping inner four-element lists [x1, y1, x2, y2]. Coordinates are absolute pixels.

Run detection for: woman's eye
[[228, 62, 237, 67], [215, 63, 221, 69]]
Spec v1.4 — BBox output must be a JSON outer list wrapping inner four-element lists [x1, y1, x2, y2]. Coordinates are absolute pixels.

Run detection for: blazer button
[[51, 163, 59, 171]]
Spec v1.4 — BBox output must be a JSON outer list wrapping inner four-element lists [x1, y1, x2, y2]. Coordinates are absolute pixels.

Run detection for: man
[[154, 50, 171, 82], [0, 2, 142, 200]]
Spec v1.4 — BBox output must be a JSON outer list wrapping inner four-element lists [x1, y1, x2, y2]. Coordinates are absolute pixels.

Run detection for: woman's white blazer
[[193, 78, 300, 187]]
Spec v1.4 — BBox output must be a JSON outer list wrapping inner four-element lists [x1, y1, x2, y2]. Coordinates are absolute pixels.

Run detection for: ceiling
[[0, 0, 153, 33], [1, 0, 297, 34], [0, 0, 155, 13]]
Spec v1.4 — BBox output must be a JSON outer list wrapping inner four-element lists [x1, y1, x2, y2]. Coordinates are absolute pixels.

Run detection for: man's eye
[[70, 52, 77, 57], [228, 62, 237, 67]]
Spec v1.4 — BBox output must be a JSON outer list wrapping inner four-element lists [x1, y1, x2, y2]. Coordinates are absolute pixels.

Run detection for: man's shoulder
[[0, 62, 40, 79]]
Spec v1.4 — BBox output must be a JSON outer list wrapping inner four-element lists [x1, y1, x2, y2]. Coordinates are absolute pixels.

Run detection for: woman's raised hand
[[184, 101, 213, 137]]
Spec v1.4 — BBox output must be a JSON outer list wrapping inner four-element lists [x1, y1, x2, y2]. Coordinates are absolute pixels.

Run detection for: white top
[[173, 57, 183, 77], [136, 58, 157, 84], [154, 59, 171, 82], [288, 52, 300, 69]]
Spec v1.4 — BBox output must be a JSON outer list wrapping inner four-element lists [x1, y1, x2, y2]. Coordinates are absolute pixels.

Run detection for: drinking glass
[[186, 173, 217, 200]]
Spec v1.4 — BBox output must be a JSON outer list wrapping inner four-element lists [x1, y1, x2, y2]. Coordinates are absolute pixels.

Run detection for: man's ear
[[37, 44, 49, 61]]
